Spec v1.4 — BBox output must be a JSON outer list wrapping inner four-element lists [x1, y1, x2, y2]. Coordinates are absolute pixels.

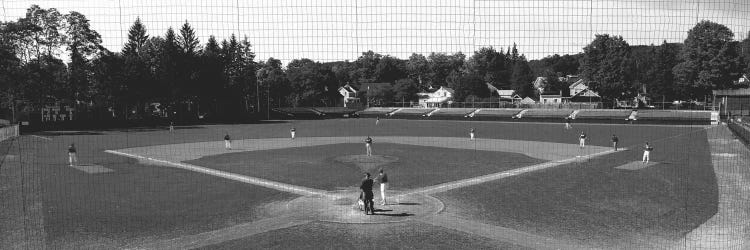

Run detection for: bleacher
[[428, 108, 477, 119], [356, 107, 398, 118], [311, 107, 359, 117], [272, 107, 323, 119], [389, 108, 434, 119], [635, 110, 712, 124], [521, 109, 574, 119], [575, 109, 632, 120], [471, 109, 523, 120]]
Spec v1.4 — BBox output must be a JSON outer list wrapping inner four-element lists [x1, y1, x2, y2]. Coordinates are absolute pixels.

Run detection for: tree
[[580, 34, 634, 100], [65, 11, 102, 103], [122, 17, 148, 56], [374, 55, 407, 83], [739, 31, 750, 76], [427, 52, 465, 88], [177, 21, 200, 55], [21, 5, 67, 59], [643, 41, 680, 100], [392, 78, 419, 102], [465, 47, 510, 89], [405, 53, 429, 89], [510, 56, 535, 97], [256, 57, 289, 109], [673, 21, 743, 99]]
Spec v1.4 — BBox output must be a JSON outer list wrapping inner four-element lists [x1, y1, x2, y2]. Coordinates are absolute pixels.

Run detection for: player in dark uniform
[[360, 172, 375, 215], [611, 134, 619, 151], [365, 136, 373, 156]]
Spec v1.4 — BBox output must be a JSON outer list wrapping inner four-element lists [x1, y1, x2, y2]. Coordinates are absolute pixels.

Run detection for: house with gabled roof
[[337, 84, 360, 107], [417, 86, 454, 108]]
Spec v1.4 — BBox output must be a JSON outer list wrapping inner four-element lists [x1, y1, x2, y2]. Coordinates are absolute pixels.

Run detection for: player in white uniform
[[642, 142, 654, 164]]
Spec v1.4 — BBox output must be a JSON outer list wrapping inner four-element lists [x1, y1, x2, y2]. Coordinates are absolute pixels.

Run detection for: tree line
[[2, 5, 749, 122]]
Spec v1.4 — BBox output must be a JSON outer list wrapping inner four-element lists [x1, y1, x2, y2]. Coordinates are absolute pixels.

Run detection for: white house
[[496, 89, 521, 102], [418, 86, 454, 108], [540, 94, 565, 104], [337, 84, 360, 107]]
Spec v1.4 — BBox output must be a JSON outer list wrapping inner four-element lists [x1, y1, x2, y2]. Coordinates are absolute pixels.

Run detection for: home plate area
[[614, 161, 660, 171]]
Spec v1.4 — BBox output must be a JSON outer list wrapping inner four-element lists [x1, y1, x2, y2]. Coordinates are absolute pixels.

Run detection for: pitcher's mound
[[615, 161, 659, 171], [334, 155, 399, 172]]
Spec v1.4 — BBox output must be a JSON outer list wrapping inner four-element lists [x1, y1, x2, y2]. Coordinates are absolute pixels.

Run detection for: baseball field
[[1, 118, 748, 249]]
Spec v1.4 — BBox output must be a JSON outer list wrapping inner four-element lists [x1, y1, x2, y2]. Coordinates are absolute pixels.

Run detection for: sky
[[2, 0, 750, 64]]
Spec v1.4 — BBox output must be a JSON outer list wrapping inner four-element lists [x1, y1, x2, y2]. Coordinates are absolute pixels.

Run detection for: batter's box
[[71, 164, 114, 174], [614, 161, 660, 171]]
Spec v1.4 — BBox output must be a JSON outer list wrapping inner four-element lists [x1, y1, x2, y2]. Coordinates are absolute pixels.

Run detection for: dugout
[[713, 87, 750, 118]]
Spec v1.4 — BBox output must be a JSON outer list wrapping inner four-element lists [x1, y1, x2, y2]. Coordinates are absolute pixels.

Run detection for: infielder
[[611, 134, 619, 151], [290, 127, 296, 140], [470, 128, 475, 140], [365, 136, 373, 156], [579, 132, 587, 148], [68, 143, 78, 166], [642, 142, 654, 164], [224, 133, 231, 150]]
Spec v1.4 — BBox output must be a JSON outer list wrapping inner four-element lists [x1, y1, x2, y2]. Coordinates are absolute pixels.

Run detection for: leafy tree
[[465, 47, 509, 89], [353, 50, 381, 84], [739, 31, 750, 76], [642, 41, 680, 100], [256, 57, 289, 109], [374, 55, 407, 83], [405, 53, 429, 89], [427, 52, 465, 88], [580, 34, 634, 100], [673, 21, 743, 98], [286, 58, 332, 106], [392, 78, 419, 102], [65, 11, 102, 103]]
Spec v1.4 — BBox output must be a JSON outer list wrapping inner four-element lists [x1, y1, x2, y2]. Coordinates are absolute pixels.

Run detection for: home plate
[[615, 161, 659, 171], [71, 164, 114, 174]]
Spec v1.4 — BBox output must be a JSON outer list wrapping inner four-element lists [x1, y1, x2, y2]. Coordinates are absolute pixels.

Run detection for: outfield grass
[[435, 130, 717, 247], [188, 143, 544, 190], [0, 118, 717, 248]]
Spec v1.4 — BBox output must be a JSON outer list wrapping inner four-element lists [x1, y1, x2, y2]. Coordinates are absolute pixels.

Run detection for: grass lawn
[[187, 142, 544, 190], [197, 221, 530, 250], [435, 130, 717, 246]]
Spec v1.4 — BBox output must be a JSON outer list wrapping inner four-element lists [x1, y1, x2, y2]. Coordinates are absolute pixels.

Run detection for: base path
[[106, 136, 611, 163]]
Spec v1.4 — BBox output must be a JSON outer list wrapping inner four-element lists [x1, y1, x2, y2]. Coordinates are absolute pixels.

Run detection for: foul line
[[29, 135, 52, 141], [403, 148, 620, 196], [104, 150, 331, 198]]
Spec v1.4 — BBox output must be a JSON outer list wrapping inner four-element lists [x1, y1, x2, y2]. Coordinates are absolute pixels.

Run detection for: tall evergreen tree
[[122, 17, 148, 56]]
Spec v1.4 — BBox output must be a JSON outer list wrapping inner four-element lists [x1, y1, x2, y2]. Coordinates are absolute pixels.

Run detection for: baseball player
[[290, 127, 296, 140], [365, 136, 373, 156], [68, 143, 78, 166], [611, 134, 619, 151], [642, 142, 654, 164], [579, 132, 587, 148], [469, 128, 475, 140], [224, 133, 231, 150]]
